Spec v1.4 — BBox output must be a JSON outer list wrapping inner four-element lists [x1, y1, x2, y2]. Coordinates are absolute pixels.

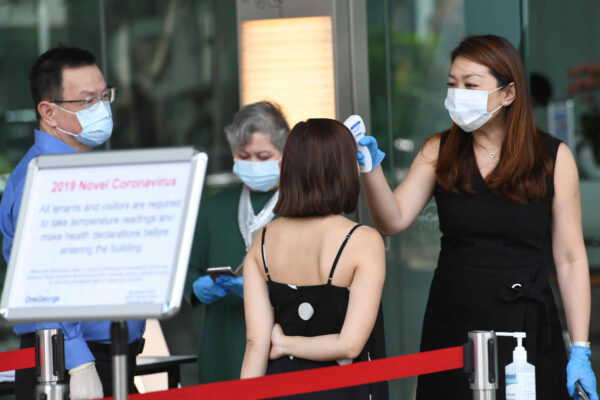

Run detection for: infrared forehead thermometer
[[343, 115, 373, 173]]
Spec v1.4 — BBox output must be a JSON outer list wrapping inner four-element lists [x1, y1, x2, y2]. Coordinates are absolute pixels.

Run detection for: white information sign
[[0, 147, 207, 322]]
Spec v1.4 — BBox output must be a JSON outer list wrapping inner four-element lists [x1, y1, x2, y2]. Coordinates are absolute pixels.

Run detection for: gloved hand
[[358, 136, 385, 171], [193, 275, 227, 304], [69, 361, 103, 400], [567, 346, 599, 400], [217, 275, 244, 298]]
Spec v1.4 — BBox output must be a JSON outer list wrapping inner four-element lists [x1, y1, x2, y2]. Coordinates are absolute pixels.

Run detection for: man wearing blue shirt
[[0, 46, 145, 400]]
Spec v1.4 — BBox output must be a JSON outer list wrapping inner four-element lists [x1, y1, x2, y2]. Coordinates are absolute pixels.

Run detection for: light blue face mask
[[233, 159, 280, 192], [54, 100, 113, 147]]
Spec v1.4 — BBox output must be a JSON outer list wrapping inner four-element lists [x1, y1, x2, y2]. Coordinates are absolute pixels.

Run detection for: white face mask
[[444, 86, 505, 132], [233, 159, 280, 192], [53, 101, 113, 147]]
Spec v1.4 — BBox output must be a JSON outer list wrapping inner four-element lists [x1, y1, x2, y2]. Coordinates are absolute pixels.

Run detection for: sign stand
[[111, 321, 128, 399], [0, 147, 208, 399], [464, 330, 498, 400], [35, 328, 68, 399]]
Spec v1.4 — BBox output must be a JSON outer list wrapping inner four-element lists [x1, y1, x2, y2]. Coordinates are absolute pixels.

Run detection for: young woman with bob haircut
[[358, 34, 597, 399], [241, 118, 389, 399]]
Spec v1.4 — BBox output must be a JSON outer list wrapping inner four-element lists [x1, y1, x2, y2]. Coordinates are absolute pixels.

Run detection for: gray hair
[[225, 101, 290, 152]]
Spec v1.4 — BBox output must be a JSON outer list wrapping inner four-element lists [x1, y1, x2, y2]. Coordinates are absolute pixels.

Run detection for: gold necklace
[[474, 139, 500, 159]]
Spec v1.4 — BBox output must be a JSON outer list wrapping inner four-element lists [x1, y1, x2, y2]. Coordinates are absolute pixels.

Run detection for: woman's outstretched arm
[[361, 136, 439, 235]]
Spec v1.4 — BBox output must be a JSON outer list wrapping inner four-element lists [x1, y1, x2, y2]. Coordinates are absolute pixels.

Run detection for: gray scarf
[[238, 186, 279, 251]]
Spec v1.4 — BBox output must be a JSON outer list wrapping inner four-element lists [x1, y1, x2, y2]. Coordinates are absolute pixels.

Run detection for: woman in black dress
[[241, 119, 388, 399], [359, 35, 598, 399]]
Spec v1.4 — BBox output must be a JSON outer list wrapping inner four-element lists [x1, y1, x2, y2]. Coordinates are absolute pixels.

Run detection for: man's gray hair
[[225, 101, 290, 152]]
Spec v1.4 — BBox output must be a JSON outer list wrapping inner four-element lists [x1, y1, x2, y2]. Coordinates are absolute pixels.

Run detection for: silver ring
[[511, 283, 522, 289]]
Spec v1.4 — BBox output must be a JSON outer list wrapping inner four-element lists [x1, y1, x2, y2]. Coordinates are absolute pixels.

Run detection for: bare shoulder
[[417, 134, 441, 164], [346, 224, 386, 279], [247, 225, 266, 260], [353, 224, 383, 242], [266, 217, 283, 228], [262, 217, 290, 236], [348, 224, 385, 253], [555, 142, 576, 167], [553, 143, 580, 199], [554, 142, 578, 179], [332, 216, 383, 247]]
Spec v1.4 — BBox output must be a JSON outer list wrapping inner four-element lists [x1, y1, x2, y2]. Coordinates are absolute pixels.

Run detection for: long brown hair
[[274, 119, 359, 217], [436, 35, 553, 204]]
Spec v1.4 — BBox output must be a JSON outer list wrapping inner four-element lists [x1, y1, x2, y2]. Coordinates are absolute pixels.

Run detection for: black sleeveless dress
[[263, 224, 389, 399], [416, 133, 569, 399]]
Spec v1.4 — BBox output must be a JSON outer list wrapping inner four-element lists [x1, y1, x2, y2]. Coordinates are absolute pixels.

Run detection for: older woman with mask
[[185, 101, 289, 383]]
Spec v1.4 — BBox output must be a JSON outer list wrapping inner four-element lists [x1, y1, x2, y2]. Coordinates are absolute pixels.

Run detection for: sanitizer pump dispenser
[[501, 332, 536, 400]]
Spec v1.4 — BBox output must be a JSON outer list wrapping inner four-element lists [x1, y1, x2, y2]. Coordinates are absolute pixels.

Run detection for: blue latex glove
[[567, 346, 599, 400], [358, 136, 385, 170], [216, 275, 244, 298], [192, 275, 226, 304]]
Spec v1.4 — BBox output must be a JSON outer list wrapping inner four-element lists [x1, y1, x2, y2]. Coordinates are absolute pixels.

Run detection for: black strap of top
[[261, 226, 271, 281], [328, 224, 362, 285]]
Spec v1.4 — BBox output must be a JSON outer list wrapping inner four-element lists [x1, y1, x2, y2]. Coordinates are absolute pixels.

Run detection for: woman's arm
[[269, 228, 386, 361], [552, 143, 590, 342], [240, 237, 275, 378], [361, 136, 439, 235]]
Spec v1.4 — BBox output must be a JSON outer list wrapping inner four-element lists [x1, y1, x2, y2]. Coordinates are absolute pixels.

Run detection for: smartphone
[[207, 265, 243, 281], [576, 381, 591, 400]]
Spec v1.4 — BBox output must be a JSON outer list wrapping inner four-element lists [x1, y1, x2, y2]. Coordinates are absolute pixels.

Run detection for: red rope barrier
[[0, 347, 36, 372], [118, 346, 464, 400], [0, 344, 463, 398]]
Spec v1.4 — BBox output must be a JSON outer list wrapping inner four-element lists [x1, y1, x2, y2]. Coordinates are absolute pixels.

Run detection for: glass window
[[0, 0, 240, 194], [102, 0, 240, 184]]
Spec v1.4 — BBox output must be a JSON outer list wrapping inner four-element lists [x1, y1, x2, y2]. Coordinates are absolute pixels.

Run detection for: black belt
[[437, 257, 553, 360], [497, 267, 552, 359]]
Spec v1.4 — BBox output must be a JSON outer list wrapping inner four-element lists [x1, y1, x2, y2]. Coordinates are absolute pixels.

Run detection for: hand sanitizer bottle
[[505, 332, 536, 400]]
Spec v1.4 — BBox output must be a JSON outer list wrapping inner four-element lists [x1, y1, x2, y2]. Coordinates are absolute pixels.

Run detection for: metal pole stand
[[111, 320, 128, 400], [464, 330, 498, 400], [35, 328, 69, 400]]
